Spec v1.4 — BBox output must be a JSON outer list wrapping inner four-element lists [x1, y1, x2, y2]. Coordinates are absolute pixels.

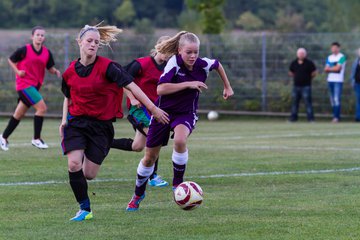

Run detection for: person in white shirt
[[324, 42, 346, 123]]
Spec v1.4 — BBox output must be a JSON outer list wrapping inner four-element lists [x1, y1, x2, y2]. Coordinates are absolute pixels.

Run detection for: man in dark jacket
[[350, 49, 360, 121], [289, 48, 317, 122]]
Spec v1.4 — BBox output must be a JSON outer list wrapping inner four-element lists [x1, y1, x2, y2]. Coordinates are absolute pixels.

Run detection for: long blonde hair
[[78, 21, 123, 46], [155, 31, 200, 56], [150, 35, 171, 57]]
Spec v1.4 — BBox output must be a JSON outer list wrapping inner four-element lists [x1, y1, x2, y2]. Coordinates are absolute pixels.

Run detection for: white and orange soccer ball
[[173, 181, 203, 210]]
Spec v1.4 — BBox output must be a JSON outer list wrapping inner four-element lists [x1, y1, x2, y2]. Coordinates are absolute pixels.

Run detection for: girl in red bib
[[111, 36, 171, 187], [60, 23, 169, 221], [0, 26, 61, 151]]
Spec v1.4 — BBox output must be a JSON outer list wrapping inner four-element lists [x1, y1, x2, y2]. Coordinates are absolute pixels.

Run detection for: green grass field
[[1, 117, 360, 239]]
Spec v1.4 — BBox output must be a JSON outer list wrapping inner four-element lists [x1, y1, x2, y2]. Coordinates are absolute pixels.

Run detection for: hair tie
[[79, 26, 98, 39]]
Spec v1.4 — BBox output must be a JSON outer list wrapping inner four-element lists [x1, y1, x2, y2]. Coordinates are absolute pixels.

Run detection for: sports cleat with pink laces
[[126, 194, 145, 211]]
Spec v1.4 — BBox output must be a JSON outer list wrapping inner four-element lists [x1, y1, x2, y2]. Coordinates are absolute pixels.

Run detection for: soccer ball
[[207, 111, 219, 121], [174, 181, 203, 210]]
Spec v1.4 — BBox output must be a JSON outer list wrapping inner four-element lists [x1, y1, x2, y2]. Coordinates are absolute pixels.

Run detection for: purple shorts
[[146, 112, 198, 148]]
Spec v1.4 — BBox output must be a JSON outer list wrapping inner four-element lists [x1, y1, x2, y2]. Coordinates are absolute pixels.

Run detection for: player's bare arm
[[8, 58, 25, 77], [216, 62, 234, 100], [48, 66, 61, 78], [59, 97, 69, 138], [157, 81, 208, 95], [124, 88, 141, 108], [125, 82, 169, 124]]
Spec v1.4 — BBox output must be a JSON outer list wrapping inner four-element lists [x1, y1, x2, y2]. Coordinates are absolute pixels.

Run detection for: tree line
[[1, 0, 360, 33]]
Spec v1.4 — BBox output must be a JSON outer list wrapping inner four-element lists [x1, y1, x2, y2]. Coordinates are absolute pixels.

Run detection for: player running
[[0, 26, 61, 151], [111, 36, 171, 187], [126, 31, 234, 211], [59, 23, 169, 221]]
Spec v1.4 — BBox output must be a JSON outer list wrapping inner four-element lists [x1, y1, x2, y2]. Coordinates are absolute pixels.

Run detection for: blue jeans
[[290, 86, 314, 121], [354, 83, 360, 120], [328, 82, 343, 120]]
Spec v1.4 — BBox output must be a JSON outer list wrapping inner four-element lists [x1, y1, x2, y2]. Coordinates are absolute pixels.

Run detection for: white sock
[[136, 160, 154, 187], [172, 149, 189, 165]]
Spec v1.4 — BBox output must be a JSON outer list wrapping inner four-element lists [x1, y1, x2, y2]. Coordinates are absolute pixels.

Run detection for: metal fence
[[0, 31, 359, 117]]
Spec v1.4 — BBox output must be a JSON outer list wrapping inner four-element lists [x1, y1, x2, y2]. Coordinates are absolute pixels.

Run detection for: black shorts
[[61, 117, 114, 165]]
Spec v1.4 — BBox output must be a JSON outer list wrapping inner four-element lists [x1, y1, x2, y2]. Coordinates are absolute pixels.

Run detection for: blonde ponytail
[[150, 35, 171, 57], [155, 31, 200, 56], [155, 31, 188, 55], [78, 21, 123, 46]]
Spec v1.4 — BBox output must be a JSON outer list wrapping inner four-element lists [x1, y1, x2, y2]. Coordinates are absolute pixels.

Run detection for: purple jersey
[[156, 54, 219, 113]]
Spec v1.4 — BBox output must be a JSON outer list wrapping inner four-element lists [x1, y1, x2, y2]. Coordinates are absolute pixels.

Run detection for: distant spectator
[[325, 42, 346, 123], [350, 48, 360, 121], [288, 48, 317, 122]]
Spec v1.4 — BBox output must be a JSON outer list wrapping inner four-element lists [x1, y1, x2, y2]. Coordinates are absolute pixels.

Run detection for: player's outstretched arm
[[215, 62, 234, 100], [125, 82, 169, 124], [124, 88, 141, 108]]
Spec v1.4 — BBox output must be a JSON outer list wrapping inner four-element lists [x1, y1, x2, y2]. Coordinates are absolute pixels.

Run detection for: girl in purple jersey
[[126, 31, 234, 211]]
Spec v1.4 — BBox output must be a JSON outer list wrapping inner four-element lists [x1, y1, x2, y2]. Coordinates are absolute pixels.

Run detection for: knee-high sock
[[34, 115, 44, 139], [135, 161, 154, 197], [111, 138, 133, 151], [172, 149, 188, 187], [150, 158, 159, 180], [2, 116, 20, 139], [69, 170, 90, 212]]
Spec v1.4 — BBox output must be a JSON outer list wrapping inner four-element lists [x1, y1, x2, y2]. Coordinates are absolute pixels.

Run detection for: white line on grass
[[4, 143, 360, 152], [3, 131, 360, 148], [1, 167, 360, 187], [192, 131, 360, 140], [3, 131, 360, 147], [192, 145, 360, 152], [0, 142, 59, 147]]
